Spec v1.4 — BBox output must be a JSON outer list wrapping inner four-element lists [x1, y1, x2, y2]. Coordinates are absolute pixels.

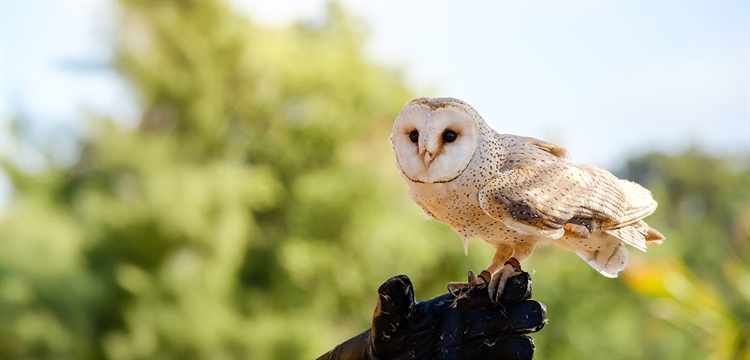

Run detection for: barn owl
[[390, 97, 664, 301]]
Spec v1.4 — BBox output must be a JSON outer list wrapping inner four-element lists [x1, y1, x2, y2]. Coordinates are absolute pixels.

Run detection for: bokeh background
[[1, 1, 748, 358]]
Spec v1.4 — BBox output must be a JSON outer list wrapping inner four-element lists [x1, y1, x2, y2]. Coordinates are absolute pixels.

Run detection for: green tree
[[1, 2, 486, 358], [620, 150, 750, 359]]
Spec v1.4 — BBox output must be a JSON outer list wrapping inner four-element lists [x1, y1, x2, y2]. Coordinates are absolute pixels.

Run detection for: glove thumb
[[371, 275, 415, 355]]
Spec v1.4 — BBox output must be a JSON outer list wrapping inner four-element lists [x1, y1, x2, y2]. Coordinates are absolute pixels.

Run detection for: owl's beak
[[422, 150, 434, 168], [418, 138, 436, 169]]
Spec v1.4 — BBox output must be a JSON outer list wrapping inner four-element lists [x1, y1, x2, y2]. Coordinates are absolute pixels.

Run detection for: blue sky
[[2, 1, 749, 205], [239, 1, 749, 166], [1, 1, 137, 171]]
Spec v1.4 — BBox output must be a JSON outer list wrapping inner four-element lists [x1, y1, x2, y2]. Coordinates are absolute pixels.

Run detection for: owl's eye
[[409, 130, 419, 143], [442, 130, 458, 143]]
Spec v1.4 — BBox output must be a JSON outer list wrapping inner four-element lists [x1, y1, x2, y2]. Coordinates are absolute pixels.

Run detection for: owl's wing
[[478, 138, 655, 242]]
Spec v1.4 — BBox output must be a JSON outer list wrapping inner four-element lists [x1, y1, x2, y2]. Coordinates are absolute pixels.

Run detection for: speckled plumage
[[390, 97, 663, 278]]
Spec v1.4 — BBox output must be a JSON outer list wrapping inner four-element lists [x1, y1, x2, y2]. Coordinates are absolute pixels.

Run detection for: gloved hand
[[318, 272, 546, 360]]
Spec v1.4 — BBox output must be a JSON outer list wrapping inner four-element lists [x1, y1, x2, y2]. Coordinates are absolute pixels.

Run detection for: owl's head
[[390, 97, 481, 183]]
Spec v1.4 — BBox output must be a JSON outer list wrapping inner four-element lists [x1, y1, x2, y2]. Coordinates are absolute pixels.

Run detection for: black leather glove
[[318, 272, 546, 360]]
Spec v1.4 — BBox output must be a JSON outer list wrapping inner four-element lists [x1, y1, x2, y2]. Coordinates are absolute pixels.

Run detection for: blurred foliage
[[525, 149, 749, 359], [1, 1, 748, 359]]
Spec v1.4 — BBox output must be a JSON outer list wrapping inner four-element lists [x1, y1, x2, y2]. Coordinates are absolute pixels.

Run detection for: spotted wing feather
[[478, 137, 631, 238]]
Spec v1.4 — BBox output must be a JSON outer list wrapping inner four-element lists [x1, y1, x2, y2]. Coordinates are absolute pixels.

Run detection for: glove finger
[[497, 272, 533, 303], [456, 335, 535, 360], [372, 275, 415, 345], [375, 274, 415, 319], [464, 300, 546, 339]]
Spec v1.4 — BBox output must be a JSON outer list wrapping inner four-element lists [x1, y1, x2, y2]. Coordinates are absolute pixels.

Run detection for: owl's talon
[[467, 269, 488, 286], [447, 282, 468, 297], [488, 259, 524, 304], [478, 270, 492, 284], [446, 269, 487, 298], [505, 258, 522, 272]]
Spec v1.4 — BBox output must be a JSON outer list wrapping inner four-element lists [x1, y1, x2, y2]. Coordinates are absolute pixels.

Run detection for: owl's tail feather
[[645, 226, 665, 244], [576, 242, 628, 278], [556, 234, 629, 278], [605, 220, 664, 252]]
